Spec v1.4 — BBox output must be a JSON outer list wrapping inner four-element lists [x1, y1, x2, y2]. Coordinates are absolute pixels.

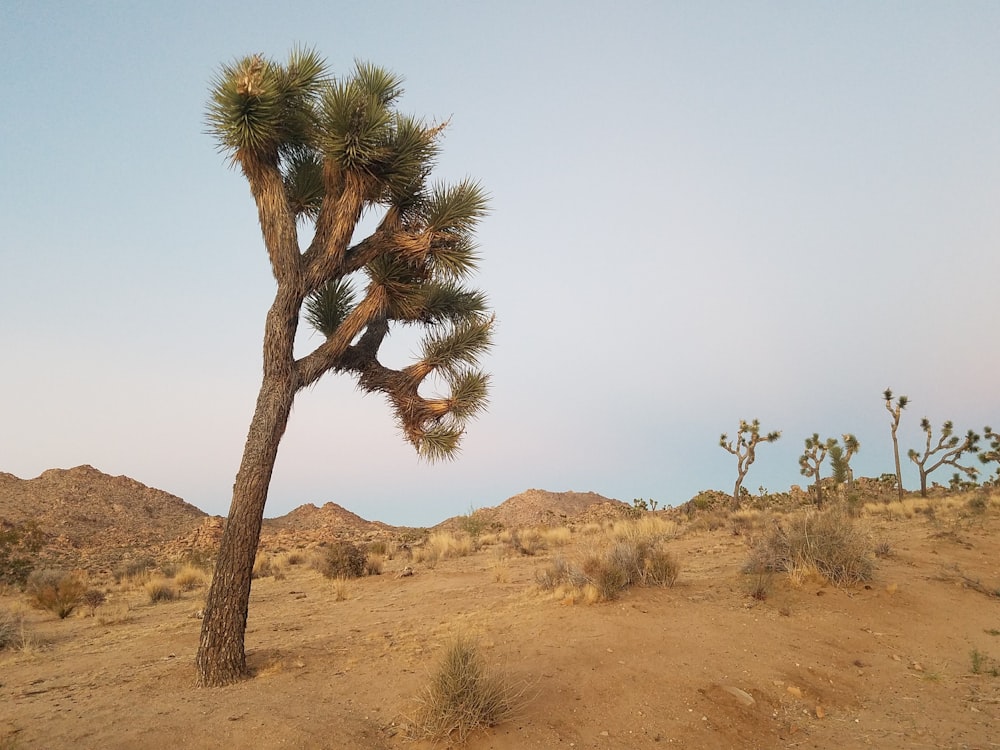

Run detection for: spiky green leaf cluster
[[207, 47, 326, 163], [304, 279, 356, 337]]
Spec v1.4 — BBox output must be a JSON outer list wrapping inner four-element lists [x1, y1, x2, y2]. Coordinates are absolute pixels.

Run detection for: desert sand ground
[[2, 498, 999, 749]]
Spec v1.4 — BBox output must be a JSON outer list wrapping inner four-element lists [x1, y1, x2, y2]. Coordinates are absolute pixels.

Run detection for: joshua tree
[[883, 388, 908, 500], [799, 434, 834, 507], [980, 426, 1000, 484], [829, 433, 860, 493], [907, 419, 980, 497], [719, 419, 780, 508], [196, 50, 494, 686]]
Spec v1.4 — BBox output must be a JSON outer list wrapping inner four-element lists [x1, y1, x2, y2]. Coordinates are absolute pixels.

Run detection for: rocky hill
[[0, 465, 208, 569], [446, 488, 629, 529]]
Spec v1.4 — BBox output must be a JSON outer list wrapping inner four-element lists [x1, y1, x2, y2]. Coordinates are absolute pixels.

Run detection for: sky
[[1, 2, 998, 526]]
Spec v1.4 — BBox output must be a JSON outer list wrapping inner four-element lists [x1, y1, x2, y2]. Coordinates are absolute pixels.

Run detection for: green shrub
[[26, 569, 86, 618]]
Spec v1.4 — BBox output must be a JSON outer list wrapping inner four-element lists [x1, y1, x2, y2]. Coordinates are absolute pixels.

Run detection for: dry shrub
[[282, 549, 307, 566], [746, 509, 874, 585], [581, 553, 630, 601], [745, 570, 773, 601], [579, 522, 603, 536], [408, 636, 524, 744], [508, 528, 545, 556], [537, 539, 679, 603], [641, 546, 680, 587], [81, 589, 107, 615], [535, 557, 578, 591], [173, 565, 207, 591], [26, 569, 86, 619], [316, 541, 367, 579], [145, 577, 179, 603], [415, 532, 475, 565]]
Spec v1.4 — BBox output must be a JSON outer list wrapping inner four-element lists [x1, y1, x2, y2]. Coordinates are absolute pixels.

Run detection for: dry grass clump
[[746, 509, 874, 585], [538, 526, 572, 547], [685, 508, 730, 533], [144, 577, 179, 603], [730, 509, 765, 536], [0, 607, 25, 651], [96, 601, 133, 625], [26, 569, 87, 619], [414, 532, 476, 566], [364, 554, 384, 576], [173, 564, 208, 591], [330, 577, 351, 601], [611, 515, 678, 544], [408, 635, 525, 744], [365, 539, 398, 559], [113, 557, 156, 587], [252, 553, 286, 580], [490, 551, 511, 583]]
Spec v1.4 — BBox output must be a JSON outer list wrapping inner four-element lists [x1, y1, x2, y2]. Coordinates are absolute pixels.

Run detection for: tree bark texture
[[196, 371, 296, 686]]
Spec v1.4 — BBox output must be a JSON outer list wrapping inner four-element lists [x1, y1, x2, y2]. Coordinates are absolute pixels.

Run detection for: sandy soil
[[2, 507, 999, 749]]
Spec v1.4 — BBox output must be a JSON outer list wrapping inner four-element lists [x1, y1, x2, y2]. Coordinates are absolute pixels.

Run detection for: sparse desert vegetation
[[2, 476, 1000, 747]]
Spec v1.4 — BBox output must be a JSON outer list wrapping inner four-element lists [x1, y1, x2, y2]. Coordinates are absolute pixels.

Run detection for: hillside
[[0, 465, 206, 568], [446, 489, 629, 529]]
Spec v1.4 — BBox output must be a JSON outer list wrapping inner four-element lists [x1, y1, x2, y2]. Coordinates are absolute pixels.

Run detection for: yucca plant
[[197, 49, 494, 686]]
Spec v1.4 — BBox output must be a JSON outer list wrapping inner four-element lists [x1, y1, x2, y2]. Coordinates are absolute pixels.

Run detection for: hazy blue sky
[[2, 2, 997, 525]]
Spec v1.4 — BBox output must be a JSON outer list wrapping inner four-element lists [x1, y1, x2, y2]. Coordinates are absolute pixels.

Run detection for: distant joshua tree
[[829, 434, 860, 494], [883, 388, 908, 500], [719, 419, 780, 508], [907, 419, 980, 497], [980, 426, 1000, 484], [799, 433, 859, 507], [799, 434, 833, 508]]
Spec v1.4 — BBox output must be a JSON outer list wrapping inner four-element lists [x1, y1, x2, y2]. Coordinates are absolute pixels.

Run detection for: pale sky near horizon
[[2, 2, 998, 526]]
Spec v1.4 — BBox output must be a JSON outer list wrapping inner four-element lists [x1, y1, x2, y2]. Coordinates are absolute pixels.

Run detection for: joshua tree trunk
[[732, 474, 746, 508], [891, 427, 903, 501], [197, 368, 296, 686]]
